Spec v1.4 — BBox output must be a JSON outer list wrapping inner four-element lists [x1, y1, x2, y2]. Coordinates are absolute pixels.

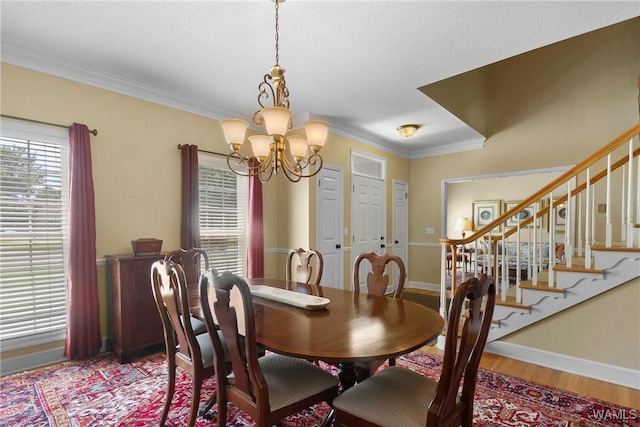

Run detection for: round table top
[[243, 278, 444, 364]]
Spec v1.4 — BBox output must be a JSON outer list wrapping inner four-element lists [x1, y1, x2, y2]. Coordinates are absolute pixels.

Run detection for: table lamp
[[454, 216, 472, 239]]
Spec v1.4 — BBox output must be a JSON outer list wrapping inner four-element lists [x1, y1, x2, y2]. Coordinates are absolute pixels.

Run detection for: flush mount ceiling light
[[219, 0, 330, 183], [397, 124, 420, 138]]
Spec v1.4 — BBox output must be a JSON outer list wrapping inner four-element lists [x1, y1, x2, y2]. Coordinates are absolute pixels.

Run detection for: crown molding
[[409, 137, 486, 159], [3, 43, 484, 160], [2, 43, 235, 121]]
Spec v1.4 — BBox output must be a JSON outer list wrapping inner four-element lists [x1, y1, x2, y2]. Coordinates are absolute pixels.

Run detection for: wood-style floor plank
[[420, 344, 640, 410]]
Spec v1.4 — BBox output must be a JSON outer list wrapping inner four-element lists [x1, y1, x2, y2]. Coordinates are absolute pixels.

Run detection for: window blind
[[198, 154, 248, 276], [0, 120, 69, 350]]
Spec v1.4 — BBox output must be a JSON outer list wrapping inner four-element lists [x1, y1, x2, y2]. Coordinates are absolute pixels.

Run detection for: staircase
[[488, 245, 640, 341], [439, 123, 640, 342]]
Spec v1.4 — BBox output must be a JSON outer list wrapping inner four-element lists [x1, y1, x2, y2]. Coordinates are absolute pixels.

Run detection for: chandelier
[[219, 0, 330, 183]]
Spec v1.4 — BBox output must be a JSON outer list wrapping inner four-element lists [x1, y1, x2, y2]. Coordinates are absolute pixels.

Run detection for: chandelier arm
[[226, 150, 276, 178], [279, 151, 324, 180], [226, 152, 254, 177], [257, 74, 277, 111]]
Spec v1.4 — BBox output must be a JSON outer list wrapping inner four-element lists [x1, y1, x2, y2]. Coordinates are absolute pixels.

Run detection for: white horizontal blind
[[0, 119, 69, 350], [198, 154, 248, 276]]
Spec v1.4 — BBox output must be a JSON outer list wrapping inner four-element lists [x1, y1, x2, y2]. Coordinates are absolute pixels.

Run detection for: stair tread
[[495, 295, 529, 309], [553, 264, 605, 274], [518, 282, 565, 293], [591, 244, 640, 252]]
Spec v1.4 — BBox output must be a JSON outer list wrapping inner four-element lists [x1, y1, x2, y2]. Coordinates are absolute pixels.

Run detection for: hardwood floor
[[420, 344, 640, 410]]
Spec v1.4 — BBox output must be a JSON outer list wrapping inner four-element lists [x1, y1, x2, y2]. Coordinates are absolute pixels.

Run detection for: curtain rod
[[177, 144, 227, 157], [1, 114, 98, 136]]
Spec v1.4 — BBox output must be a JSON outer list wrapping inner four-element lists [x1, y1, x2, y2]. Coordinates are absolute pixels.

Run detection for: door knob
[[380, 244, 386, 248], [336, 244, 342, 249], [395, 240, 399, 244]]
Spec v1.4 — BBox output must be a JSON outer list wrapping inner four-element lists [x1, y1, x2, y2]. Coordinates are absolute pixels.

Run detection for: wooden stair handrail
[[440, 122, 640, 247]]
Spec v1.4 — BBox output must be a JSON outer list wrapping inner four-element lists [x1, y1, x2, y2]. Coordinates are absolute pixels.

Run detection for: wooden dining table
[[190, 277, 444, 390]]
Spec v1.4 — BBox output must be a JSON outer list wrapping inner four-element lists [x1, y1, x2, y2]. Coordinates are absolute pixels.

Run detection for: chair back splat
[[150, 260, 215, 427], [353, 252, 405, 298], [200, 271, 339, 427], [165, 248, 211, 335], [351, 252, 407, 381], [430, 274, 496, 426], [165, 248, 210, 286], [333, 274, 496, 427], [286, 248, 324, 285]]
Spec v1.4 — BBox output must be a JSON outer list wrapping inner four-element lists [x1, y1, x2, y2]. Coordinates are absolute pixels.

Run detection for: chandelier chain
[[220, 0, 329, 183], [274, 0, 280, 65]]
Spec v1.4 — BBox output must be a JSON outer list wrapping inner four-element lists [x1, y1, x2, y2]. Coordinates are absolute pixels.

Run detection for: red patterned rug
[[1, 349, 637, 426]]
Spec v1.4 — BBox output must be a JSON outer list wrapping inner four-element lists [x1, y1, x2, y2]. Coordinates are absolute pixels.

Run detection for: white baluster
[[577, 192, 583, 256], [626, 140, 634, 247], [585, 168, 592, 268], [605, 154, 612, 247], [621, 164, 627, 243], [591, 185, 597, 251], [566, 180, 573, 267], [548, 193, 556, 287], [636, 141, 640, 247]]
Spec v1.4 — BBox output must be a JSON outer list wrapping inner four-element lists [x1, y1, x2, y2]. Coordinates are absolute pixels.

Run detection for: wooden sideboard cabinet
[[105, 253, 165, 363]]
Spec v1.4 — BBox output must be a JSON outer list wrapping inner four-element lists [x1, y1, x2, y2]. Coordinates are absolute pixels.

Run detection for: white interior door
[[315, 166, 343, 289], [393, 180, 409, 292], [351, 174, 386, 291]]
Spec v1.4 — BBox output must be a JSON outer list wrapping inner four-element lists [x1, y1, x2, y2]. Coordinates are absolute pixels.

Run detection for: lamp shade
[[303, 119, 330, 151], [248, 135, 272, 159], [454, 216, 472, 232], [287, 135, 309, 159], [219, 118, 249, 149], [261, 106, 292, 136]]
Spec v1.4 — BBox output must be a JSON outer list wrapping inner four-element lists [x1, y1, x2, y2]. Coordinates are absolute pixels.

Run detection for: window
[[198, 154, 248, 276], [0, 119, 69, 350]]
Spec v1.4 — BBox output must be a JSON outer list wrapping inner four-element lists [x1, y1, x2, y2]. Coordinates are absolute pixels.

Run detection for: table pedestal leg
[[338, 362, 357, 392]]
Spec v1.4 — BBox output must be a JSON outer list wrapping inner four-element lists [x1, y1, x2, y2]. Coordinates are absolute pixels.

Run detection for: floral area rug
[[1, 349, 637, 426]]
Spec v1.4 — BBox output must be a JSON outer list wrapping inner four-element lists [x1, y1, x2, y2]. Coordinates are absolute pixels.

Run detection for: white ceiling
[[1, 1, 638, 158]]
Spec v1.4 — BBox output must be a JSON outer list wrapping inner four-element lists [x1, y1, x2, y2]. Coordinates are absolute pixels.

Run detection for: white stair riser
[[521, 289, 565, 306], [488, 251, 639, 342], [592, 250, 640, 270], [554, 271, 604, 288], [493, 304, 528, 320]]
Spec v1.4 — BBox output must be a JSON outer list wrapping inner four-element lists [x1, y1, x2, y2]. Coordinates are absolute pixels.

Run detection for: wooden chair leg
[[161, 355, 176, 425], [188, 377, 202, 427]]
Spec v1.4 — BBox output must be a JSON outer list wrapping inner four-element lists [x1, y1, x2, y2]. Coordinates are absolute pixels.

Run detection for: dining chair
[[150, 259, 216, 427], [165, 247, 210, 286], [446, 244, 470, 274], [286, 247, 324, 286], [165, 248, 209, 334], [200, 270, 340, 427], [332, 274, 496, 427], [352, 252, 406, 380]]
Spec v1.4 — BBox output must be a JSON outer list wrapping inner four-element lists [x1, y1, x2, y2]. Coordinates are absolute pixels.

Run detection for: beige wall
[[0, 62, 410, 358], [1, 18, 638, 371], [410, 18, 640, 370]]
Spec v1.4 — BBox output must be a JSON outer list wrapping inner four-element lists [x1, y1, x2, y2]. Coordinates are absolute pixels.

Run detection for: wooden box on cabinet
[[105, 253, 165, 363]]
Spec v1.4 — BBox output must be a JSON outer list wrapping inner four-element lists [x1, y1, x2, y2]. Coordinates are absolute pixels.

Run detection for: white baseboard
[[406, 280, 441, 292], [1, 337, 110, 376], [485, 341, 640, 390]]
